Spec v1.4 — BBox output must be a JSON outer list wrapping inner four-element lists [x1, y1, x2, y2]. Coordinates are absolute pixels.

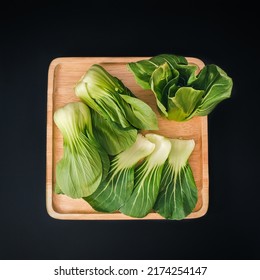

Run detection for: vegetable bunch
[[75, 64, 158, 155], [86, 133, 198, 219], [128, 54, 233, 121], [54, 65, 158, 199]]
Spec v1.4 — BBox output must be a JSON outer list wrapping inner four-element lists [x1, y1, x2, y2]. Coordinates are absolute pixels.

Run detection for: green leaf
[[85, 167, 134, 213], [177, 64, 199, 86], [167, 87, 204, 121], [150, 54, 187, 70], [55, 133, 103, 198], [150, 63, 181, 117], [91, 109, 137, 156], [120, 163, 163, 218], [154, 164, 197, 220], [95, 139, 111, 182], [191, 64, 233, 116], [120, 95, 158, 130], [154, 139, 198, 220], [120, 134, 171, 218], [127, 54, 187, 90], [85, 134, 155, 212], [127, 60, 158, 89]]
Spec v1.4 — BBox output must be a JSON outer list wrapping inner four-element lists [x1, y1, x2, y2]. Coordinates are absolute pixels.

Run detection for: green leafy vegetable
[[127, 54, 187, 90], [154, 139, 197, 220], [54, 102, 110, 198], [120, 133, 171, 218], [84, 134, 155, 212], [75, 64, 158, 130], [91, 109, 137, 156], [128, 54, 233, 121], [188, 64, 233, 117], [167, 87, 204, 121]]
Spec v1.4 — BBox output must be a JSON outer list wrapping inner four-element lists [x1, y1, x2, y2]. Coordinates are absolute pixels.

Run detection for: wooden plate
[[46, 57, 209, 220]]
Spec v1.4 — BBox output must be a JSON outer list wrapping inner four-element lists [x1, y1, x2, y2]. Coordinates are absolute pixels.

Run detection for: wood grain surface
[[46, 57, 209, 220]]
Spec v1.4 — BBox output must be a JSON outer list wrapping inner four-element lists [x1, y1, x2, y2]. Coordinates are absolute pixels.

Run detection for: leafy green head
[[128, 54, 233, 121]]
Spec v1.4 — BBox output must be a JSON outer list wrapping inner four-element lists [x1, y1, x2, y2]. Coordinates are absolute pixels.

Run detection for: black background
[[0, 2, 259, 260]]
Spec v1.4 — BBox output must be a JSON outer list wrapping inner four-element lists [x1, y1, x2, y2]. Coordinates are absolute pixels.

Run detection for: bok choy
[[54, 102, 109, 198], [84, 134, 155, 212], [120, 134, 171, 218], [128, 54, 233, 121], [75, 64, 158, 130], [154, 139, 197, 220]]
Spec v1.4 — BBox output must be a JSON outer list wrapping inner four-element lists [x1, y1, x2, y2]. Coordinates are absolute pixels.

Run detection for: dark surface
[[0, 2, 259, 259]]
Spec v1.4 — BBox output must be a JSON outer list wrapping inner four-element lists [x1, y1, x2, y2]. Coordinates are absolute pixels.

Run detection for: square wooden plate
[[46, 57, 209, 220]]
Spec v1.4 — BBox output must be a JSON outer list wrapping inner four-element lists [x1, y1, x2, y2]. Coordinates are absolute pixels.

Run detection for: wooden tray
[[46, 57, 209, 220]]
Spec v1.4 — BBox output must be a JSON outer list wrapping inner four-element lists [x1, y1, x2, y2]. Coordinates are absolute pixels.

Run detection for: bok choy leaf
[[91, 109, 138, 156], [154, 139, 197, 220], [84, 134, 155, 212], [120, 133, 171, 218], [54, 102, 110, 198], [128, 54, 233, 121]]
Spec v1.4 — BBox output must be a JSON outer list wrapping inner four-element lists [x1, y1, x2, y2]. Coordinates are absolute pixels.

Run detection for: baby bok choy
[[84, 134, 155, 212], [74, 64, 158, 154], [120, 134, 171, 218], [54, 102, 109, 199], [154, 139, 197, 220], [128, 54, 233, 121]]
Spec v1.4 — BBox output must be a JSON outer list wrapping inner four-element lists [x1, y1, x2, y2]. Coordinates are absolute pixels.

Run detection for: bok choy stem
[[120, 133, 171, 218]]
